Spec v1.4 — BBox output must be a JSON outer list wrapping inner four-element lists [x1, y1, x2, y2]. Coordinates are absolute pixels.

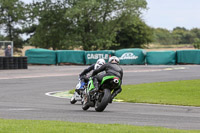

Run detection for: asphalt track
[[0, 65, 200, 130]]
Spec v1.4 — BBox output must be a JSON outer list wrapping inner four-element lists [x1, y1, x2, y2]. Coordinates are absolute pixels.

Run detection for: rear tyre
[[95, 89, 111, 112]]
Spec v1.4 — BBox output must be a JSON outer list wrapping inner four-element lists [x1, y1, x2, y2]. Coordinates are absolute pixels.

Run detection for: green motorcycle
[[82, 76, 121, 112]]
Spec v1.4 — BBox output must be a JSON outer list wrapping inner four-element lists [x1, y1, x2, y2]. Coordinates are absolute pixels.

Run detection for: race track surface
[[0, 65, 200, 130]]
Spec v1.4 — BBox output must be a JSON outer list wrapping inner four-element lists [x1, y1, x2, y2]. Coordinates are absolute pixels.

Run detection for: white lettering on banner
[[87, 54, 109, 59], [119, 52, 138, 60]]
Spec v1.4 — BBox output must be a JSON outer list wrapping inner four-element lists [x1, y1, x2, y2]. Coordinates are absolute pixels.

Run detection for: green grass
[[116, 79, 200, 106], [70, 79, 200, 106], [0, 119, 199, 133], [69, 89, 75, 94]]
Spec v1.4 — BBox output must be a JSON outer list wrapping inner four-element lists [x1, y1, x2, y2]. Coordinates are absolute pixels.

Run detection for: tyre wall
[[114, 48, 146, 65], [57, 50, 85, 64], [0, 57, 27, 69], [146, 51, 176, 65], [25, 48, 57, 65], [23, 48, 200, 65], [177, 50, 200, 64]]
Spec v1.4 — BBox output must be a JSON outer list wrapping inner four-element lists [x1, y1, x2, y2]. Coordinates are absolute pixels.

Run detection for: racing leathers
[[79, 64, 95, 80], [78, 64, 95, 90], [91, 62, 123, 102]]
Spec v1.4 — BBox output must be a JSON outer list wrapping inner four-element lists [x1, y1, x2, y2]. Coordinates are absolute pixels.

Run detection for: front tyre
[[95, 89, 111, 112], [70, 95, 77, 104], [82, 93, 90, 110]]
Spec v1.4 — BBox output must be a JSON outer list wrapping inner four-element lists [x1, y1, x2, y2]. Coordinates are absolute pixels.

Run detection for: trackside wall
[[23, 49, 200, 65]]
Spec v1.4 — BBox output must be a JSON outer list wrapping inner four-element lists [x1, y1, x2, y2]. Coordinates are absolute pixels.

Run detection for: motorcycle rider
[[76, 58, 106, 91], [91, 56, 123, 103]]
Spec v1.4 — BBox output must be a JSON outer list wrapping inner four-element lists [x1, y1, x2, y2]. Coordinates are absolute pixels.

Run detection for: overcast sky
[[22, 0, 200, 30], [144, 0, 200, 30]]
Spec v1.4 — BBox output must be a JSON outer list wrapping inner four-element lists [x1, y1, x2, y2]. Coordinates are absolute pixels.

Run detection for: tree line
[[153, 27, 200, 46], [1, 0, 200, 51]]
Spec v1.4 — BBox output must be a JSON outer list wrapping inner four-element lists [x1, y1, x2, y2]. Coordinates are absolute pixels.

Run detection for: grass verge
[[116, 79, 200, 106], [0, 119, 199, 133], [70, 79, 200, 106]]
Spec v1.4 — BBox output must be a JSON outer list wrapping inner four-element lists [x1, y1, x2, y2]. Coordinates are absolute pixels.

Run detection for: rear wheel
[[95, 89, 111, 112]]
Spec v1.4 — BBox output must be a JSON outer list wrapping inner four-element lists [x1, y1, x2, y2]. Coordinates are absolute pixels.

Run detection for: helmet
[[108, 56, 120, 64], [94, 58, 105, 69]]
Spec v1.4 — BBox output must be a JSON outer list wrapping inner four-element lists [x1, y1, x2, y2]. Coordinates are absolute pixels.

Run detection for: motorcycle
[[82, 75, 121, 112], [70, 79, 87, 104]]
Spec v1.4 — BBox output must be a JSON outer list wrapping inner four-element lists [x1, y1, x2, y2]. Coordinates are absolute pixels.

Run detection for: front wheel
[[95, 89, 111, 112], [82, 93, 90, 110], [70, 93, 77, 104]]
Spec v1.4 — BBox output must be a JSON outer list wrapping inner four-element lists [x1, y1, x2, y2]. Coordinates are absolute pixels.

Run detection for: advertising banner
[[114, 48, 146, 65], [85, 50, 115, 64]]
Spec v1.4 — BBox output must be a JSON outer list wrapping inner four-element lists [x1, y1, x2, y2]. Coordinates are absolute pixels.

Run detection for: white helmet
[[94, 58, 105, 69], [108, 56, 120, 64]]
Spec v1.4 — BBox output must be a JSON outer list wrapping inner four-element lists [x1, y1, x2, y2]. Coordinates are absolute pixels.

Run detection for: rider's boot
[[93, 78, 99, 91], [76, 78, 85, 94], [90, 78, 99, 94], [79, 81, 85, 90], [109, 87, 122, 103]]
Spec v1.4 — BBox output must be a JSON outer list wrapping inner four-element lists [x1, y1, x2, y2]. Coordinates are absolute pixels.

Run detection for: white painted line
[[45, 91, 73, 99], [6, 108, 37, 111], [0, 73, 79, 80]]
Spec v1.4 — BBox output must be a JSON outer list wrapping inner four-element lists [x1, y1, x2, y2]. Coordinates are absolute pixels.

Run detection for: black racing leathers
[[79, 64, 95, 77], [92, 63, 123, 81], [91, 63, 123, 101], [79, 64, 95, 83]]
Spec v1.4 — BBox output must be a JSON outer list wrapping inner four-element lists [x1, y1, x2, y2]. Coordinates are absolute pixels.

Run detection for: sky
[[143, 0, 200, 30], [22, 0, 200, 30]]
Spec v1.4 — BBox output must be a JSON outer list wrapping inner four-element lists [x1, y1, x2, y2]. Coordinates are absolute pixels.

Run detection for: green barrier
[[146, 51, 176, 65], [114, 48, 146, 65], [56, 50, 85, 64], [177, 50, 200, 64], [85, 50, 115, 64], [25, 48, 57, 65]]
